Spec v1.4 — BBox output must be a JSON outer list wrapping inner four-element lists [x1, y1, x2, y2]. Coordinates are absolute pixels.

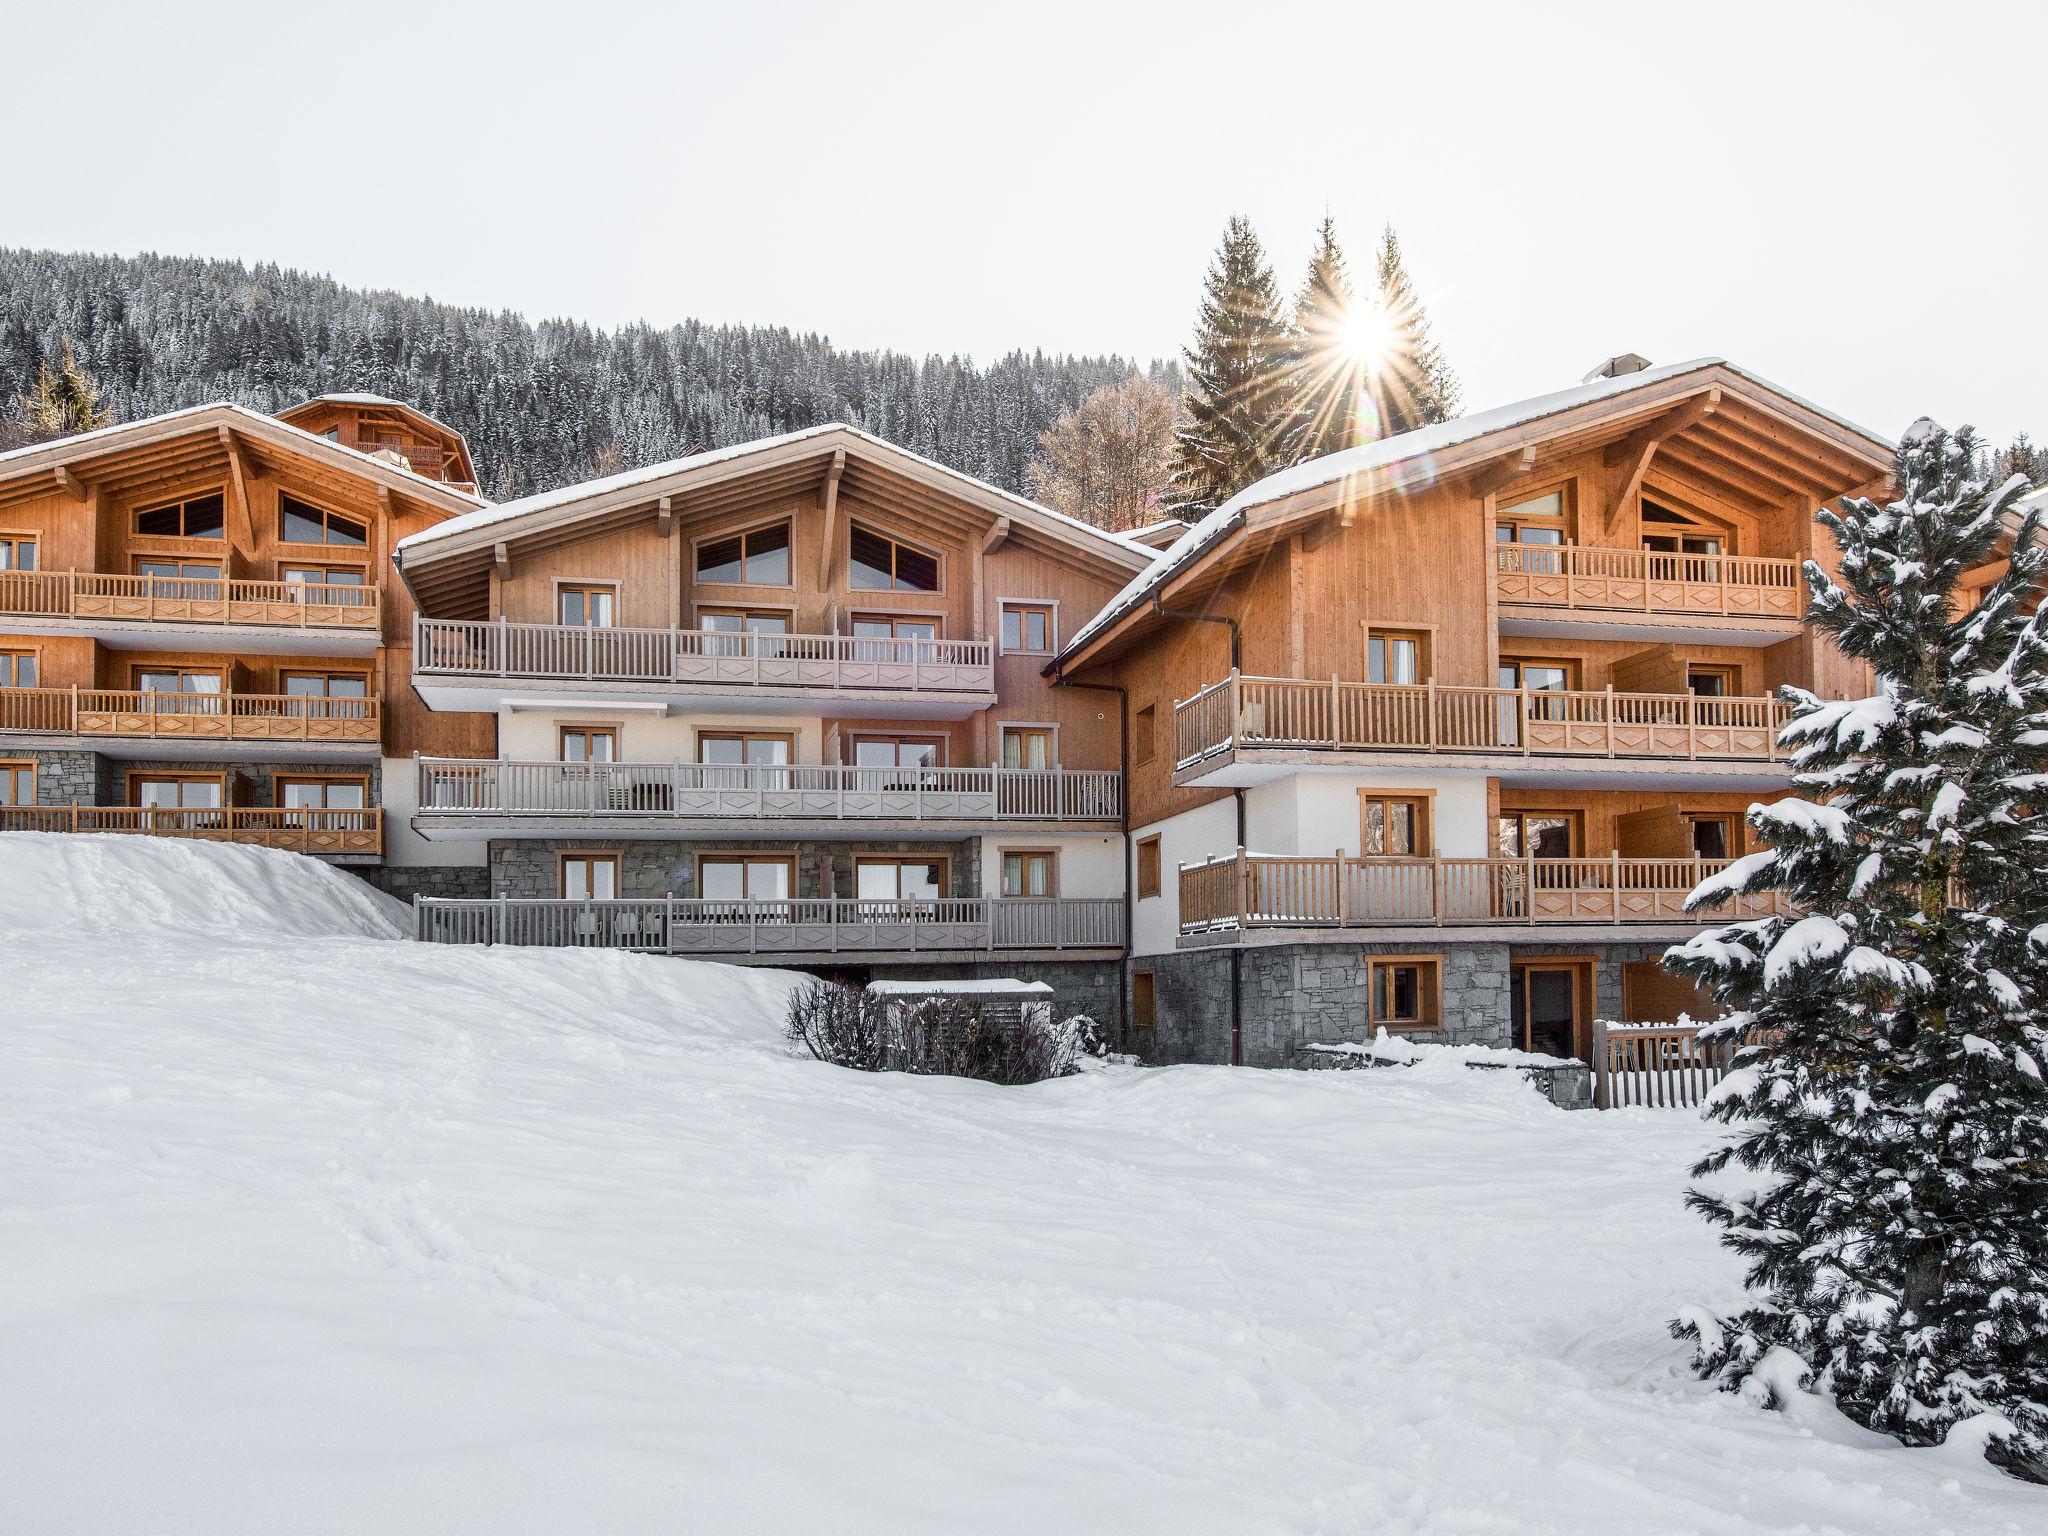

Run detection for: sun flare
[[1339, 304, 1394, 374]]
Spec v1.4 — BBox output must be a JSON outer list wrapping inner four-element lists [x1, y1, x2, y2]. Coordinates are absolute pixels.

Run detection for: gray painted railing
[[414, 615, 995, 693], [415, 757, 1121, 822], [413, 895, 1126, 955]]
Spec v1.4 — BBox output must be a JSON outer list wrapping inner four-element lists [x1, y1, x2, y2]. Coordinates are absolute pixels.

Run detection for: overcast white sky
[[9, 0, 2042, 445]]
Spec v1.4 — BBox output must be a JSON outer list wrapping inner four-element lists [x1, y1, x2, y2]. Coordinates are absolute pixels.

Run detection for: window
[[283, 565, 370, 606], [1498, 656, 1577, 733], [559, 726, 618, 764], [279, 493, 366, 547], [1131, 970, 1157, 1032], [136, 668, 223, 714], [1369, 956, 1441, 1031], [560, 853, 620, 901], [1493, 486, 1571, 553], [852, 736, 944, 769], [282, 671, 369, 699], [850, 613, 938, 662], [1001, 602, 1055, 654], [856, 856, 948, 902], [0, 535, 36, 571], [136, 558, 222, 600], [698, 732, 793, 786], [1133, 705, 1157, 768], [1496, 810, 1579, 860], [278, 775, 369, 828], [0, 759, 33, 806], [697, 853, 794, 902], [1001, 726, 1055, 771], [558, 583, 617, 628], [136, 492, 225, 540], [1001, 850, 1056, 898], [1642, 501, 1730, 562], [1359, 793, 1432, 857], [1511, 962, 1583, 1058], [1686, 813, 1737, 862], [0, 650, 37, 688], [130, 772, 226, 815], [699, 606, 790, 658], [849, 523, 940, 592], [1136, 835, 1162, 899], [1366, 629, 1428, 686], [696, 522, 792, 586]]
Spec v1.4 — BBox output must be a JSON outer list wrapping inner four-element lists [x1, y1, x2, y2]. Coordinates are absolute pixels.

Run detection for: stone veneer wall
[[354, 866, 492, 903], [487, 838, 981, 900], [20, 749, 97, 804]]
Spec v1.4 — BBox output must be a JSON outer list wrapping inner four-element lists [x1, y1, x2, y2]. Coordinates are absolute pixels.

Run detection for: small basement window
[[1368, 955, 1441, 1032]]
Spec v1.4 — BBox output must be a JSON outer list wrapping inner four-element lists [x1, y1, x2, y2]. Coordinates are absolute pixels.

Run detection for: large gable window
[[136, 492, 225, 540], [696, 522, 790, 586], [280, 493, 366, 547], [849, 523, 939, 592]]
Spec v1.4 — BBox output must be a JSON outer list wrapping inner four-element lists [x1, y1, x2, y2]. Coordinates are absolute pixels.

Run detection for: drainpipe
[[1048, 669, 1129, 1047], [1150, 592, 1247, 1061]]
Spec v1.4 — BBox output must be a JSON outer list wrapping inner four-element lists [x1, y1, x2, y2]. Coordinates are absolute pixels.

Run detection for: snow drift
[[1, 836, 2037, 1534]]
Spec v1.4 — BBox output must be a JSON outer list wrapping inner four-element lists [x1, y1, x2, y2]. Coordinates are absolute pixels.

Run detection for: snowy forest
[[0, 248, 1178, 502]]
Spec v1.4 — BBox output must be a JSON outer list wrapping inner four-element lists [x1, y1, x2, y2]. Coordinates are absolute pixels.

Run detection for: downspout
[[1047, 668, 1130, 1047], [1148, 592, 1247, 1065]]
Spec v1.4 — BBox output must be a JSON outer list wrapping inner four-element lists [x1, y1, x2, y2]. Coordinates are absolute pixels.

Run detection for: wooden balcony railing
[[1495, 544, 1802, 620], [417, 758, 1121, 822], [0, 804, 382, 856], [0, 688, 380, 744], [414, 895, 1125, 955], [1178, 851, 1792, 932], [1173, 672, 1788, 769], [414, 616, 995, 695], [0, 570, 379, 629]]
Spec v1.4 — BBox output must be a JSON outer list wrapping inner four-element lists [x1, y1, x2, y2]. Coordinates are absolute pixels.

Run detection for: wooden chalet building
[[0, 397, 495, 892], [393, 424, 1145, 1017], [1048, 356, 1896, 1064]]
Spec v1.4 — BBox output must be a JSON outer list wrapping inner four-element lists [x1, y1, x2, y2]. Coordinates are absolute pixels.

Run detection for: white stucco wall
[[1260, 768, 1492, 858], [972, 833, 1125, 899], [379, 756, 487, 868], [1130, 797, 1238, 957], [493, 711, 828, 763]]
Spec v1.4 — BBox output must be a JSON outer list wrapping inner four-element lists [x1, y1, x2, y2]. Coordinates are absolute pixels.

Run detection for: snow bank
[[0, 831, 409, 942]]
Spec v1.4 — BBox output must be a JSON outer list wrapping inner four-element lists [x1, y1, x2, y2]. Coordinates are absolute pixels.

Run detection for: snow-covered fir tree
[[1665, 420, 2048, 1482], [1169, 217, 1294, 515]]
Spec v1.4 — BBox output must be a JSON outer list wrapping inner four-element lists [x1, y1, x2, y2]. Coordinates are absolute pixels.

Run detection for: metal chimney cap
[[1583, 353, 1653, 382]]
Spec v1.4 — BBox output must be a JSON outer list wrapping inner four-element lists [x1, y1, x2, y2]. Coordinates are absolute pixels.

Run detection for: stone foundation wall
[[487, 837, 981, 901], [19, 749, 97, 805], [354, 865, 492, 904]]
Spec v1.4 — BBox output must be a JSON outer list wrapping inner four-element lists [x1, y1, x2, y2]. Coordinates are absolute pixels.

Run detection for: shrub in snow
[[1664, 421, 2048, 1482], [783, 982, 1096, 1084]]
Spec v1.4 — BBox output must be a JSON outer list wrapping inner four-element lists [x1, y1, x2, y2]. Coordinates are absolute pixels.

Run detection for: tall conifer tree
[[1368, 225, 1459, 435], [1285, 216, 1367, 462], [1170, 217, 1293, 515], [1666, 422, 2048, 1482], [12, 337, 112, 441]]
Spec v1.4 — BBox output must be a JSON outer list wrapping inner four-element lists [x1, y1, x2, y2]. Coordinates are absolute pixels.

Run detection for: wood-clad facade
[[1054, 359, 1896, 1067]]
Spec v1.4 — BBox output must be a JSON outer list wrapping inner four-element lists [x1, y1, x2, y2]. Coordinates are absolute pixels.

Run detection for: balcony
[[412, 617, 997, 718], [1178, 851, 1790, 940], [0, 688, 380, 758], [0, 571, 380, 655], [413, 895, 1124, 961], [1174, 674, 1789, 785], [0, 804, 382, 859], [1495, 545, 1802, 642], [413, 757, 1122, 839]]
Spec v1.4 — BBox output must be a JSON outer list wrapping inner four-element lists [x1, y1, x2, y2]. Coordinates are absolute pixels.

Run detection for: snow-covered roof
[[395, 422, 1147, 570], [1054, 358, 1893, 665], [864, 979, 1055, 996], [297, 392, 409, 407]]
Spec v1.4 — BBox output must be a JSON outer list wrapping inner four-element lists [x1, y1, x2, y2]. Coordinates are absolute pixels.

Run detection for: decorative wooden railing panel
[[414, 616, 996, 694], [0, 688, 380, 743], [0, 571, 378, 629], [1178, 852, 1792, 932], [414, 895, 1125, 955], [416, 758, 1121, 822], [1495, 544, 1802, 620], [0, 804, 382, 856], [1593, 1021, 1735, 1109], [1173, 673, 1788, 768]]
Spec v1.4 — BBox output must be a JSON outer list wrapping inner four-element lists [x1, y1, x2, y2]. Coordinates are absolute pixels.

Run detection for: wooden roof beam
[[817, 449, 846, 587], [219, 427, 258, 545], [1463, 445, 1539, 501], [981, 515, 1012, 555], [494, 541, 511, 578], [52, 465, 88, 502], [1602, 388, 1721, 526], [656, 495, 674, 538]]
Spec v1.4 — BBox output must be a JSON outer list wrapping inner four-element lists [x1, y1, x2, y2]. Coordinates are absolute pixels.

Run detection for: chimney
[[1584, 353, 1652, 383]]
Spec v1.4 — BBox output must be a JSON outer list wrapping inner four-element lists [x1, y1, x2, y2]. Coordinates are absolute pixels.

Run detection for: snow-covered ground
[[2, 835, 2039, 1535]]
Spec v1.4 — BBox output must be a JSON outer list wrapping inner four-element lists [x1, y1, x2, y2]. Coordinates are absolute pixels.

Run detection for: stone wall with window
[[486, 837, 982, 902]]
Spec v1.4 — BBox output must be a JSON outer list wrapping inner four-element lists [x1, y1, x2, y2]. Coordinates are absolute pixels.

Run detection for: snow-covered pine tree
[[1169, 217, 1293, 515], [1369, 225, 1459, 435], [1665, 420, 2048, 1482]]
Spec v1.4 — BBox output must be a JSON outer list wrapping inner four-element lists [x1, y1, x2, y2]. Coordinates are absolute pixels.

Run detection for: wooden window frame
[[280, 562, 367, 584], [277, 491, 368, 549], [130, 663, 225, 690], [999, 722, 1059, 771], [1492, 478, 1578, 544], [554, 578, 620, 628], [557, 849, 624, 901], [1498, 655, 1582, 692], [853, 854, 953, 900], [1639, 491, 1738, 555], [135, 489, 228, 541], [1132, 704, 1157, 768], [1357, 789, 1436, 858], [0, 646, 40, 688], [694, 728, 796, 763], [0, 756, 36, 806], [1685, 663, 1742, 695], [1136, 834, 1162, 900], [693, 518, 796, 590], [1367, 954, 1443, 1032], [849, 610, 945, 639], [276, 772, 371, 808], [1509, 957, 1593, 1059], [998, 847, 1059, 899], [694, 602, 796, 629], [1131, 969, 1157, 1032], [280, 668, 372, 697], [1683, 811, 1741, 861], [0, 532, 39, 572], [133, 555, 223, 579], [1363, 624, 1436, 686], [1496, 807, 1585, 859], [847, 520, 945, 594], [557, 724, 621, 763], [695, 851, 799, 900], [125, 768, 231, 806], [845, 732, 948, 768], [999, 599, 1058, 656]]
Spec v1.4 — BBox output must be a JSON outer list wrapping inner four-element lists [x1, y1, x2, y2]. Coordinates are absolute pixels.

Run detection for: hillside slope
[[0, 836, 2036, 1534]]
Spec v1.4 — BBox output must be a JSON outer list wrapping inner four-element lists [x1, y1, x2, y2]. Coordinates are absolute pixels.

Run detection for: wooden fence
[[1494, 543, 1802, 620], [0, 804, 382, 856], [0, 569, 377, 629], [1592, 1021, 1736, 1109], [0, 688, 379, 743]]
